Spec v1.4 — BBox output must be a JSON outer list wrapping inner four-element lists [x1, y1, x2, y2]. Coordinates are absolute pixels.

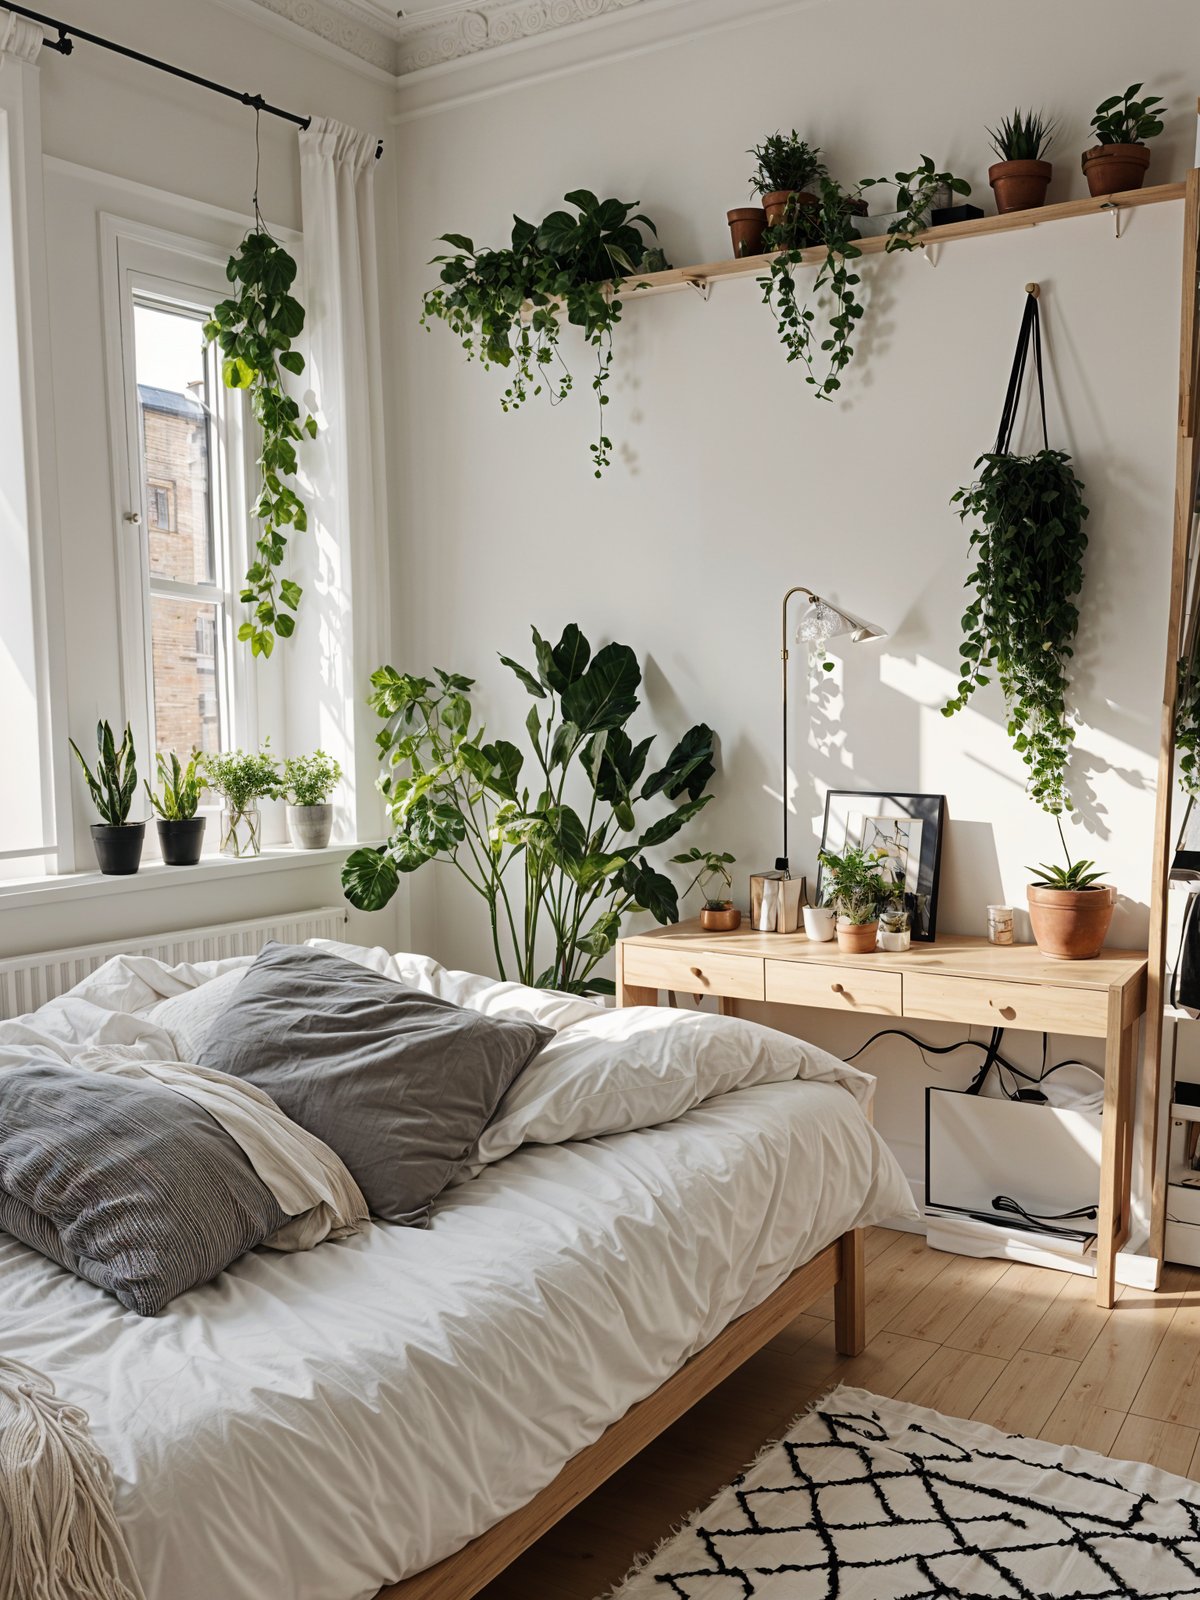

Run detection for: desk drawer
[[621, 945, 765, 1001], [903, 972, 1108, 1036], [765, 960, 902, 1016]]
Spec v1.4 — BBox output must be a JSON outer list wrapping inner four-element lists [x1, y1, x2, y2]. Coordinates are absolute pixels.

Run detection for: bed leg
[[834, 1229, 865, 1357]]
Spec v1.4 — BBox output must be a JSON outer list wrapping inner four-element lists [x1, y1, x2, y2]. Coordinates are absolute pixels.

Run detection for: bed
[[0, 940, 914, 1600]]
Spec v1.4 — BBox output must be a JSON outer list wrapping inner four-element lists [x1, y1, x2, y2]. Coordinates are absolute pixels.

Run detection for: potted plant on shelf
[[986, 109, 1056, 213], [203, 745, 283, 859], [145, 751, 205, 865], [1082, 83, 1166, 197], [1027, 819, 1115, 959], [283, 750, 342, 850], [726, 205, 767, 260], [69, 721, 144, 876], [819, 846, 892, 954], [748, 131, 824, 229], [672, 847, 739, 932]]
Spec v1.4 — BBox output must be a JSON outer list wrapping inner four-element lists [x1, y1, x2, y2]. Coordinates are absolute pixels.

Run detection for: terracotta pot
[[700, 903, 742, 933], [836, 919, 878, 955], [988, 159, 1053, 215], [727, 207, 767, 259], [761, 189, 817, 229], [1027, 883, 1116, 960], [1081, 143, 1151, 198]]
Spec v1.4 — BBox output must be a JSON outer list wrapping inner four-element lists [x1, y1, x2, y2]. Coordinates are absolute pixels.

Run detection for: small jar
[[987, 904, 1014, 946], [878, 906, 912, 952], [220, 805, 262, 859]]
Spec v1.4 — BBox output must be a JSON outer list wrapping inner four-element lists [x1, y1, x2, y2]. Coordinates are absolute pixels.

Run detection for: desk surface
[[624, 921, 1148, 996]]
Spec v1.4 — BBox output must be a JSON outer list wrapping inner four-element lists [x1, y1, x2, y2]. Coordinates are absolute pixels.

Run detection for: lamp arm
[[779, 586, 817, 872]]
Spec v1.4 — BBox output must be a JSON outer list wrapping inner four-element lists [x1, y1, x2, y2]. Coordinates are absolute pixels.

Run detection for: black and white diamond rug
[[604, 1385, 1200, 1598]]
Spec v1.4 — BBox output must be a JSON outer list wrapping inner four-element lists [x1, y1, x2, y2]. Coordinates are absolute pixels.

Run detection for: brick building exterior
[[139, 384, 220, 755]]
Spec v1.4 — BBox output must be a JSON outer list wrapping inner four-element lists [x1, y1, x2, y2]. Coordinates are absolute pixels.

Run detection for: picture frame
[[817, 790, 947, 941]]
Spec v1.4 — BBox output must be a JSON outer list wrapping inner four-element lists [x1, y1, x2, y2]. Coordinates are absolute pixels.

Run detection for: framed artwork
[[818, 791, 947, 941]]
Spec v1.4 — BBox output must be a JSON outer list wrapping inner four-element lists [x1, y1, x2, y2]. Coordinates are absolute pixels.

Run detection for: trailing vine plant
[[942, 447, 1089, 814], [759, 156, 970, 400], [421, 192, 666, 476], [1176, 649, 1200, 797]]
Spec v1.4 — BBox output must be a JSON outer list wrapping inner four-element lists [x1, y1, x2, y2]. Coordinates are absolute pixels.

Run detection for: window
[[148, 482, 173, 531]]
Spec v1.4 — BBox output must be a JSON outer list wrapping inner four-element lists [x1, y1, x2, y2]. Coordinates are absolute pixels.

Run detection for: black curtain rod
[[3, 3, 384, 159]]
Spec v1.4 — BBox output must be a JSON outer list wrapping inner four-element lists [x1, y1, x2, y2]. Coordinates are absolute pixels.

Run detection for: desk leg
[[1096, 1005, 1137, 1309], [719, 997, 738, 1018]]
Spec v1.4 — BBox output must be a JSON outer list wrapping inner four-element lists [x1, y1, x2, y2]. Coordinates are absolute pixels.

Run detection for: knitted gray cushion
[[196, 942, 553, 1224], [0, 1060, 287, 1316]]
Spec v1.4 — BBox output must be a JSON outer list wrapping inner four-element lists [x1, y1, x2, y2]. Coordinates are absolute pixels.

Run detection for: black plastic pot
[[157, 816, 206, 866], [91, 821, 145, 876]]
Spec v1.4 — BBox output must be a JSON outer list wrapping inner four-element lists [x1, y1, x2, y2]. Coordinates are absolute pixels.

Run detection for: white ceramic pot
[[802, 904, 836, 942], [287, 803, 333, 850]]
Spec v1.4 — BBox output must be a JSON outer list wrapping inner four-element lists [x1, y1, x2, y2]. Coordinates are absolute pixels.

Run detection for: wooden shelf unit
[[619, 182, 1186, 301]]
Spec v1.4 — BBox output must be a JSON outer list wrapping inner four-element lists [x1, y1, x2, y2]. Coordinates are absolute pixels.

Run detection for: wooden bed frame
[[378, 1228, 864, 1600]]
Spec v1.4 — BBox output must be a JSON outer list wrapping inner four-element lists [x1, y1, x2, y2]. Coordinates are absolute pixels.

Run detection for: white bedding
[[0, 946, 914, 1600]]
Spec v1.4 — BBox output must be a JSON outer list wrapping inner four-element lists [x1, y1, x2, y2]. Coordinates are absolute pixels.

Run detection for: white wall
[[0, 0, 406, 957], [390, 0, 1196, 1204]]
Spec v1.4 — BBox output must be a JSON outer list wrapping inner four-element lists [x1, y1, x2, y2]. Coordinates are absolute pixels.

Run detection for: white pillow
[[467, 1005, 874, 1170], [143, 966, 250, 1062]]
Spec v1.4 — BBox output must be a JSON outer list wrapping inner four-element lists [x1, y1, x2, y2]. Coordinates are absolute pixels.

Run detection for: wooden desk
[[616, 923, 1149, 1308]]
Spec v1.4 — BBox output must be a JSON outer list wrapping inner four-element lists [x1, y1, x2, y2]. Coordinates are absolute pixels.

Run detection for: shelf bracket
[[1101, 201, 1123, 239], [921, 242, 939, 268], [685, 276, 711, 301]]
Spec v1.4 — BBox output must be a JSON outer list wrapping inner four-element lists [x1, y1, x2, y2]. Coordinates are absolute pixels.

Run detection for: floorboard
[[477, 1233, 1200, 1600]]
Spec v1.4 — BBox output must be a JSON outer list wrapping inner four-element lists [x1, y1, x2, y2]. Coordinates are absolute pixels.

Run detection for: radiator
[[0, 905, 348, 1019]]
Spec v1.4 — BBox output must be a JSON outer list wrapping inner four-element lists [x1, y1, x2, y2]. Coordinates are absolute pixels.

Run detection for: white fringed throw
[[0, 1357, 144, 1600]]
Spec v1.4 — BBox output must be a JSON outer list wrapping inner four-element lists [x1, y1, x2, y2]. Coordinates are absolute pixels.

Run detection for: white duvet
[[0, 943, 915, 1600]]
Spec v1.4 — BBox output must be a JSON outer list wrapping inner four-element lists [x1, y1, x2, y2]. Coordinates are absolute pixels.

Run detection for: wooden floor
[[479, 1230, 1200, 1600]]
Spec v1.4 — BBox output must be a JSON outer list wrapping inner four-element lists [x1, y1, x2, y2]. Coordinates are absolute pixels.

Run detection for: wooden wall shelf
[[621, 182, 1186, 301]]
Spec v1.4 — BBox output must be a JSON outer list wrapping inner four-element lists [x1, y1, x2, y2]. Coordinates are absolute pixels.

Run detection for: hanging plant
[[759, 159, 970, 399], [941, 295, 1089, 816], [421, 191, 666, 476], [205, 231, 317, 658], [1176, 651, 1200, 796]]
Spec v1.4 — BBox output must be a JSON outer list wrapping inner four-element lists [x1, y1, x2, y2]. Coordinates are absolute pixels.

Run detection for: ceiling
[[242, 0, 651, 78]]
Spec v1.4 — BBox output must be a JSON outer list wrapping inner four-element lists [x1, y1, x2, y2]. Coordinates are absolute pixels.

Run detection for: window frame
[[102, 222, 260, 807]]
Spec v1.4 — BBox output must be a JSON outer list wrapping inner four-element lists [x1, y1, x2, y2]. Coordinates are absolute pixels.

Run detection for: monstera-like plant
[[342, 624, 717, 993]]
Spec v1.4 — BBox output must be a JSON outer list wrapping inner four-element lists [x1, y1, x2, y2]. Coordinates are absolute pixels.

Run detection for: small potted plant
[[748, 130, 824, 229], [1082, 83, 1166, 197], [727, 205, 767, 259], [1027, 821, 1116, 959], [145, 750, 206, 866], [986, 109, 1056, 213], [203, 744, 283, 858], [672, 847, 740, 932], [283, 749, 342, 850], [69, 720, 144, 875], [819, 846, 892, 954]]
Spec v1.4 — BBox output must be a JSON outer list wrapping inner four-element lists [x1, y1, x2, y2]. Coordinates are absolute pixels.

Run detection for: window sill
[[0, 843, 366, 914]]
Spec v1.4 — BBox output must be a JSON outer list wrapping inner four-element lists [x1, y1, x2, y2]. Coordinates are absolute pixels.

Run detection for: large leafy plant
[[942, 449, 1089, 814], [342, 624, 717, 993], [70, 721, 138, 826], [205, 232, 317, 657], [421, 191, 665, 476]]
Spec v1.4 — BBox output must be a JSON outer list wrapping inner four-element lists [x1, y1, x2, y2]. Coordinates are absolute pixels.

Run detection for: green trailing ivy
[[942, 449, 1089, 814], [760, 158, 970, 400], [1176, 651, 1200, 797], [205, 232, 317, 658], [341, 623, 717, 993], [421, 192, 666, 476]]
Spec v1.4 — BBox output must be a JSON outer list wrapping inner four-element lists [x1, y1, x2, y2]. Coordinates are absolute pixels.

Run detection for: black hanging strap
[[993, 288, 1049, 457]]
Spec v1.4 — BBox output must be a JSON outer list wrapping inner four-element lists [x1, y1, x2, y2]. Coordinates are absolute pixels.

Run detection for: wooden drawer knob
[[831, 982, 845, 994], [690, 966, 704, 979], [989, 999, 1017, 1020]]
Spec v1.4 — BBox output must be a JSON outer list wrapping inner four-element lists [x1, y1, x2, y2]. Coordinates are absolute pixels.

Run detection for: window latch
[[123, 512, 141, 526]]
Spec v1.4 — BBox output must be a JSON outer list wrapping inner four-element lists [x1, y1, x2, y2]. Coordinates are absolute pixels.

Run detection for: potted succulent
[[145, 751, 206, 866], [1082, 83, 1166, 197], [819, 846, 893, 954], [69, 721, 144, 876], [1027, 822, 1115, 960], [748, 131, 824, 229], [283, 749, 342, 850], [986, 109, 1056, 213], [203, 745, 283, 859], [672, 847, 740, 932]]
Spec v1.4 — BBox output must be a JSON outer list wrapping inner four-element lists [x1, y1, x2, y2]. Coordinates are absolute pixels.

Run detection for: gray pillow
[[0, 1060, 286, 1316], [196, 942, 553, 1224]]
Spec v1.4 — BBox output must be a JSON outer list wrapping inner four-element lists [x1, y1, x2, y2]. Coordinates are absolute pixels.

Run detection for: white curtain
[[296, 117, 389, 842]]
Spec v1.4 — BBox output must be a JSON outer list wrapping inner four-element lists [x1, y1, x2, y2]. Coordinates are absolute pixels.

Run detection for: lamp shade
[[797, 597, 887, 647]]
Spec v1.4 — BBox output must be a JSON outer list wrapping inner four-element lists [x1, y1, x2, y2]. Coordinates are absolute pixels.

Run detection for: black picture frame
[[817, 790, 947, 942]]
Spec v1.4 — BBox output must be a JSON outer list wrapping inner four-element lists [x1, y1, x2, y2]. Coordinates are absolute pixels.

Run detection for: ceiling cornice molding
[[393, 0, 645, 77], [222, 0, 399, 74]]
